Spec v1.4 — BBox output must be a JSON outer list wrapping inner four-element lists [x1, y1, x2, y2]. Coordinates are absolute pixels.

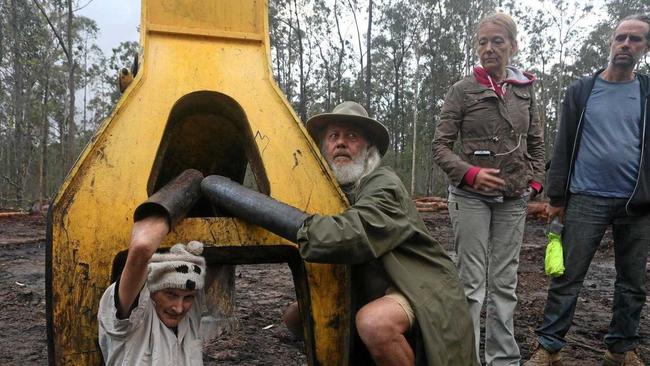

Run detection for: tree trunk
[[9, 0, 25, 207], [83, 34, 88, 135], [365, 0, 373, 112], [411, 54, 421, 195], [275, 38, 283, 90], [285, 7, 294, 103], [348, 0, 364, 95], [40, 69, 50, 205], [334, 0, 345, 103], [66, 0, 76, 168], [293, 0, 306, 122], [318, 45, 332, 111], [392, 50, 401, 167], [202, 265, 237, 341]]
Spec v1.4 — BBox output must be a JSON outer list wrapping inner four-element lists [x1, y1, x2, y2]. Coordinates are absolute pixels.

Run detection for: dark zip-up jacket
[[547, 69, 650, 215]]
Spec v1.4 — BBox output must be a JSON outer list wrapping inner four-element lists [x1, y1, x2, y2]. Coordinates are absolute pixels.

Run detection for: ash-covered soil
[[0, 212, 648, 365]]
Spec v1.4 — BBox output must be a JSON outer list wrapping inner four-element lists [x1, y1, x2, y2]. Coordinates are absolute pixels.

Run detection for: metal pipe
[[133, 169, 204, 228], [201, 175, 309, 242]]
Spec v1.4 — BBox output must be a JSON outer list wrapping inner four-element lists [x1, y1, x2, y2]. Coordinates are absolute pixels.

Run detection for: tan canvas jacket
[[433, 75, 545, 197]]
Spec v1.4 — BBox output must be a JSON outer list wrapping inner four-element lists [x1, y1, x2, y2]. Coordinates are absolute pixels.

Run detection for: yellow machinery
[[46, 1, 351, 364]]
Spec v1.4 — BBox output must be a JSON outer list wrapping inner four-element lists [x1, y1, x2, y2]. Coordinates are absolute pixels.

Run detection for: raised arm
[[117, 169, 203, 318], [117, 215, 169, 318]]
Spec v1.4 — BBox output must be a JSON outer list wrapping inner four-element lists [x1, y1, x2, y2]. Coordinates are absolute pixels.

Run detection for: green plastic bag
[[545, 231, 565, 277]]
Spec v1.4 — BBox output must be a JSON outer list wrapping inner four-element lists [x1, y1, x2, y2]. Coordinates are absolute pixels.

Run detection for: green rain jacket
[[297, 166, 477, 366]]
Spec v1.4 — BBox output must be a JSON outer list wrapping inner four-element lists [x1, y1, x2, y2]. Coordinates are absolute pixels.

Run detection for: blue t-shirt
[[570, 76, 641, 198]]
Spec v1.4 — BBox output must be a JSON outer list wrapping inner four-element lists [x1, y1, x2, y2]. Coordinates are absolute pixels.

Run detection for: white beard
[[326, 146, 381, 186]]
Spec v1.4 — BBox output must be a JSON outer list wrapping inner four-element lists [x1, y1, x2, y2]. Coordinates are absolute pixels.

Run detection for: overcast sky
[[75, 0, 606, 65], [77, 0, 140, 54]]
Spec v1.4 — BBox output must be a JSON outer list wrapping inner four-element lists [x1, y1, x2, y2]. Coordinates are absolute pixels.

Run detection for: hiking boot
[[602, 349, 645, 366], [524, 345, 563, 366]]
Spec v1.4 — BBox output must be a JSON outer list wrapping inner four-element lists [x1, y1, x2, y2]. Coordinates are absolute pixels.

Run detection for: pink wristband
[[530, 181, 542, 193], [464, 167, 481, 186]]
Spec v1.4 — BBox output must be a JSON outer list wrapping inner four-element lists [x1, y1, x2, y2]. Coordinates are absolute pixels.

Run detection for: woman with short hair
[[432, 12, 545, 366]]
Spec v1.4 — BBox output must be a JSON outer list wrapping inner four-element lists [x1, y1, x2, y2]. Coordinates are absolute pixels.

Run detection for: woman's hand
[[473, 168, 506, 192]]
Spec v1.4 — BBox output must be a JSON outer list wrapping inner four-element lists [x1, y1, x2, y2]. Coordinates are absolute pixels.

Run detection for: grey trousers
[[448, 192, 527, 366]]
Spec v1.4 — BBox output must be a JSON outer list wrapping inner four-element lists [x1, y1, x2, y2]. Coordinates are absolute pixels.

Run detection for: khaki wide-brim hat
[[305, 101, 390, 156]]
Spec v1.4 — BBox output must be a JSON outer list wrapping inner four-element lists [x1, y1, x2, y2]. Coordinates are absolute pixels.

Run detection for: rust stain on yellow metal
[[48, 1, 350, 364]]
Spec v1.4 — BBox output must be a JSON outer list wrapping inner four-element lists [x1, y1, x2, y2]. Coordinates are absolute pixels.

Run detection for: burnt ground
[[0, 212, 649, 365]]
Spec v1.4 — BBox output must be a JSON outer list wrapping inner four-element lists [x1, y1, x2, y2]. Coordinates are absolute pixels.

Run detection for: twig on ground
[[565, 336, 604, 354]]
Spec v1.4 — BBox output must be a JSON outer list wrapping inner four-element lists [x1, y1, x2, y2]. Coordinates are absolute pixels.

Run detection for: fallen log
[[414, 201, 448, 213], [0, 211, 28, 218], [414, 202, 448, 208], [413, 197, 550, 220], [0, 237, 46, 246], [413, 196, 446, 203]]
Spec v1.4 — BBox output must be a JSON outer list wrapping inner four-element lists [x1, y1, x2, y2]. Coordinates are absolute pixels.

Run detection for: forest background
[[1, 0, 649, 209]]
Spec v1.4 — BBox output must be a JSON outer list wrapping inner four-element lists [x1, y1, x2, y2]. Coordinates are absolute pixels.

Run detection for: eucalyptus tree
[[371, 0, 420, 171], [269, 0, 296, 103], [0, 0, 107, 208], [76, 16, 100, 137], [417, 0, 492, 195], [513, 0, 595, 162], [3, 0, 639, 205], [517, 6, 558, 157], [2, 0, 55, 207], [365, 0, 373, 111]]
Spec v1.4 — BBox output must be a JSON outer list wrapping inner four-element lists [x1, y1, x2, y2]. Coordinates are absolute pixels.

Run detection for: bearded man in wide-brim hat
[[201, 101, 477, 366]]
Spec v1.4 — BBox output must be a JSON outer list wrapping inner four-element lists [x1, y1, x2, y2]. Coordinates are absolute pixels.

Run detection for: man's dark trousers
[[536, 194, 650, 353]]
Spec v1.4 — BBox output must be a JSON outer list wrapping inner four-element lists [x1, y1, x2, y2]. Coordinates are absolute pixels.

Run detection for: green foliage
[[1, 0, 645, 208]]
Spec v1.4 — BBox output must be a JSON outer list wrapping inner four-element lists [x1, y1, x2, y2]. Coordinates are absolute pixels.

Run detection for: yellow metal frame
[[46, 1, 350, 364]]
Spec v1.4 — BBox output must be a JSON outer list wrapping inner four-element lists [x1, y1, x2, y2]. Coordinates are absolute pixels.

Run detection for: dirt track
[[0, 212, 648, 365]]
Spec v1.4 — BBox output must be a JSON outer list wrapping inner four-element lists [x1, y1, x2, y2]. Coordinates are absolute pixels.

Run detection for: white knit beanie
[[147, 241, 206, 293]]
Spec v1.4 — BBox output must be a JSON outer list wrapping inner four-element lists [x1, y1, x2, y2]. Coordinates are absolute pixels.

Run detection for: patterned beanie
[[147, 241, 206, 293]]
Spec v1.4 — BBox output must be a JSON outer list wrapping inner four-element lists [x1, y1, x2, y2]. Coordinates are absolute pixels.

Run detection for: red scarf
[[473, 66, 535, 97]]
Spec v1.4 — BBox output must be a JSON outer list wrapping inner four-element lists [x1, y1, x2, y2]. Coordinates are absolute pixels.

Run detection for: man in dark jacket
[[525, 15, 650, 366], [201, 101, 476, 366]]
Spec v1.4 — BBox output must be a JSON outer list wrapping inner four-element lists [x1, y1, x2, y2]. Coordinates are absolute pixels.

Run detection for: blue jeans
[[536, 194, 650, 353]]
